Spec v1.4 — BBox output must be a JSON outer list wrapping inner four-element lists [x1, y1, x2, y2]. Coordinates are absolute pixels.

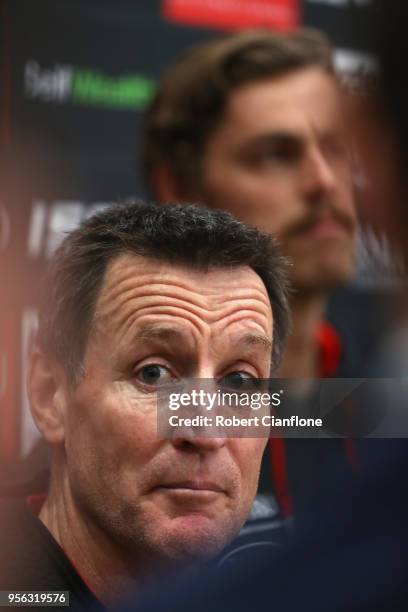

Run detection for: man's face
[[199, 68, 356, 291], [61, 255, 272, 564]]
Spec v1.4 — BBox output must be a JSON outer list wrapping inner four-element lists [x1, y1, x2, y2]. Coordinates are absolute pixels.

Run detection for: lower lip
[[306, 221, 348, 238], [155, 487, 221, 500]]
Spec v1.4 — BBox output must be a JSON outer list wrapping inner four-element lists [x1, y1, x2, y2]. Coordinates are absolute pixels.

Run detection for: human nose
[[170, 378, 227, 452], [301, 147, 337, 203], [171, 434, 227, 453]]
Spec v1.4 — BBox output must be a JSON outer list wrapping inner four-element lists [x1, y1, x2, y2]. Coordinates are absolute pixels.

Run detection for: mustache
[[284, 206, 355, 240]]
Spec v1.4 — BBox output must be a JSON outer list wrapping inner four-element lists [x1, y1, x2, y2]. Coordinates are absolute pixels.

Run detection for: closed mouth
[[303, 218, 349, 237], [156, 480, 224, 493]]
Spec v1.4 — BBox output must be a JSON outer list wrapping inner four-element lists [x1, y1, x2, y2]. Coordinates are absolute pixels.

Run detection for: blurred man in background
[[142, 29, 357, 515]]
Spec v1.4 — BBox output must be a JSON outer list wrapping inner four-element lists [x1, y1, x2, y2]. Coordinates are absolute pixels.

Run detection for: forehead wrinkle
[[95, 271, 244, 323], [212, 306, 272, 343], [207, 283, 272, 318], [96, 288, 208, 327], [94, 280, 210, 341], [208, 294, 272, 324], [100, 253, 269, 298], [113, 297, 273, 357], [211, 283, 271, 300], [96, 277, 208, 319], [95, 272, 271, 329], [113, 306, 208, 351], [93, 256, 273, 353], [95, 298, 272, 360]]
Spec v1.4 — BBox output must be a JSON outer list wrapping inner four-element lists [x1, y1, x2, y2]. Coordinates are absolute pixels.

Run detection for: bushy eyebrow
[[245, 129, 346, 152], [245, 131, 304, 146], [239, 332, 272, 354], [132, 324, 190, 345], [238, 132, 304, 158]]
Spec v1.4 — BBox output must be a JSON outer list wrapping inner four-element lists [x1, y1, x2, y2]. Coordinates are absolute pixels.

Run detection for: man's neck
[[38, 459, 145, 605], [279, 292, 327, 379]]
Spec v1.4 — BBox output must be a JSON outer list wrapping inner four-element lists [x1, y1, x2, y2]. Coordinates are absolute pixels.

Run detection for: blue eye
[[136, 364, 174, 387], [218, 372, 258, 391]]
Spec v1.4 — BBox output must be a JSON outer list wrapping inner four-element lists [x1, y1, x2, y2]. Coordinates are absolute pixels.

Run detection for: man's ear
[[27, 346, 68, 445], [152, 164, 198, 203]]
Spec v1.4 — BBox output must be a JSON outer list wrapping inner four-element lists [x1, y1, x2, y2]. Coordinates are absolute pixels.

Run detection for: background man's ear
[[152, 164, 199, 203], [27, 346, 67, 445]]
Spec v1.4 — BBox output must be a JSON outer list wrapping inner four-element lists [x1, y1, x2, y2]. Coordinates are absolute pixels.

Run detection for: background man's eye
[[137, 364, 172, 386], [219, 372, 257, 390], [266, 148, 291, 160]]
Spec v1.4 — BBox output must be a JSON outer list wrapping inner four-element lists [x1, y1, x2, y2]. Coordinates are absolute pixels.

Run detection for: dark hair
[[37, 202, 290, 384], [142, 28, 334, 194]]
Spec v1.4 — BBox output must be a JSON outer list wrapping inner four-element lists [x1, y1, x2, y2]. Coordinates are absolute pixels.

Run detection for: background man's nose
[[301, 148, 337, 203]]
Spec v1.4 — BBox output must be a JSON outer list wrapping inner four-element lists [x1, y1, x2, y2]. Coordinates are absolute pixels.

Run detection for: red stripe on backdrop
[[0, 312, 20, 463], [162, 0, 299, 32]]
